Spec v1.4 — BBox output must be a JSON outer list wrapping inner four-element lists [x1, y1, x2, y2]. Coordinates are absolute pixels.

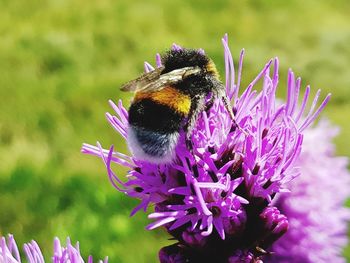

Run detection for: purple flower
[[82, 34, 331, 262], [0, 234, 108, 263], [270, 120, 350, 263]]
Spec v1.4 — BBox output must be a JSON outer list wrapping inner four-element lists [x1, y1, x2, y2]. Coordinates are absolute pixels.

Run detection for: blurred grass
[[0, 0, 349, 261]]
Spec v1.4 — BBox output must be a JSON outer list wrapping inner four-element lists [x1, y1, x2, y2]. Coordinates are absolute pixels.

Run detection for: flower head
[[0, 234, 108, 263], [82, 34, 331, 262], [270, 120, 350, 263]]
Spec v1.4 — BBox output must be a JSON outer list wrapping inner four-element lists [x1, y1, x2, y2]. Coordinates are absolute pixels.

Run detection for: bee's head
[[161, 48, 219, 79]]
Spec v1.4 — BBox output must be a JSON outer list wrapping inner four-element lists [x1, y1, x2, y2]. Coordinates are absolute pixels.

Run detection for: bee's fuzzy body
[[127, 48, 221, 163]]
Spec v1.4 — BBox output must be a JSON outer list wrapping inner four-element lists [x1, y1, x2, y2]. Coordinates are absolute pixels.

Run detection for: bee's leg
[[183, 96, 206, 178], [184, 111, 198, 151], [184, 95, 206, 144], [185, 136, 194, 151], [204, 93, 215, 113], [211, 79, 248, 136], [221, 96, 248, 136], [184, 135, 199, 178], [221, 95, 236, 124]]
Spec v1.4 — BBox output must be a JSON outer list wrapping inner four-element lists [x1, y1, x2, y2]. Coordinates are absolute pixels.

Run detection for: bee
[[121, 48, 239, 163]]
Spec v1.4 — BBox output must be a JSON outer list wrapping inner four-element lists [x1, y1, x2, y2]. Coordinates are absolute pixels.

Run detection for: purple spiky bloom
[[82, 35, 332, 262], [269, 120, 350, 263], [0, 234, 108, 263]]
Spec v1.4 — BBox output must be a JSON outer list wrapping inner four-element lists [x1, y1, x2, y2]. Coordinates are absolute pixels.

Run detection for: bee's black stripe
[[162, 49, 210, 74], [128, 99, 184, 133]]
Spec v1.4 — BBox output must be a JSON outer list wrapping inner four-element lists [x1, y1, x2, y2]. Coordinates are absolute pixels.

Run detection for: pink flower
[[82, 34, 333, 262]]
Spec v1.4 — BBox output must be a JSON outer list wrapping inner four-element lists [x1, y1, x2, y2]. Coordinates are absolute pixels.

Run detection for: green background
[[0, 0, 349, 261]]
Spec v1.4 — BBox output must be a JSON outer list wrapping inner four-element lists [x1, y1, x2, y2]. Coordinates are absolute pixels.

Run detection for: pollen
[[134, 87, 191, 115]]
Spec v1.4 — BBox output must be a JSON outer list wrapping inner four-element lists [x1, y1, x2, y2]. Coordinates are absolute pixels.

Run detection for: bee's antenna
[[221, 96, 248, 136]]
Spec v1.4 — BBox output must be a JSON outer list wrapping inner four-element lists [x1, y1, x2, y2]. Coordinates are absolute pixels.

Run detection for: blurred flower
[[0, 234, 108, 263], [270, 120, 350, 263], [82, 35, 332, 262]]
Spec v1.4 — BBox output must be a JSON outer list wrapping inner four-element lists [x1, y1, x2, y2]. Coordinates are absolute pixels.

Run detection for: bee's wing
[[121, 66, 201, 93], [120, 66, 165, 92]]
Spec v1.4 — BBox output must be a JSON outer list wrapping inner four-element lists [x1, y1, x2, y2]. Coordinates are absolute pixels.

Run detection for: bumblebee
[[121, 48, 238, 163]]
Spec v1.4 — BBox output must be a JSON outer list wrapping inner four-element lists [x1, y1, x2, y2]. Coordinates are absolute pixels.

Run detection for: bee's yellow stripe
[[134, 87, 191, 115], [206, 60, 220, 79]]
